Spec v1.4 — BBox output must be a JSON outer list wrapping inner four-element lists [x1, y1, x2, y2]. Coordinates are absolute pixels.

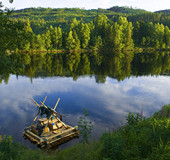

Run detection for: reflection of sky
[[0, 75, 170, 147]]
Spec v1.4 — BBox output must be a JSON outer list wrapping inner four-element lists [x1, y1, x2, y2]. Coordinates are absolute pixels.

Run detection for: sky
[[1, 0, 170, 12]]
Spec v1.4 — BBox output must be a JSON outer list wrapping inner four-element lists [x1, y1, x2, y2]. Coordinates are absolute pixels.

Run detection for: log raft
[[23, 97, 79, 149]]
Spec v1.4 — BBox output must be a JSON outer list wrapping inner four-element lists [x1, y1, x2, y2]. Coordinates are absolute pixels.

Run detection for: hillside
[[155, 9, 170, 13], [107, 6, 148, 14], [9, 6, 170, 35], [10, 6, 149, 22]]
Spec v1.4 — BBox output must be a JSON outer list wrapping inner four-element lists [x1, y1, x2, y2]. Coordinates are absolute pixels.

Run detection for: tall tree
[[78, 23, 91, 49], [65, 30, 76, 50], [43, 29, 52, 51], [36, 34, 45, 50], [118, 17, 134, 49], [164, 26, 170, 48]]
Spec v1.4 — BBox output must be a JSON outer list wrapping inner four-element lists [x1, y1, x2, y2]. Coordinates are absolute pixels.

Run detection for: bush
[[100, 104, 170, 160], [0, 135, 21, 160]]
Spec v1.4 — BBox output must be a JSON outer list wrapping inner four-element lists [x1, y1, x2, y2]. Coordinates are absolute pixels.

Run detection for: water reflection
[[0, 51, 170, 148], [0, 51, 169, 84]]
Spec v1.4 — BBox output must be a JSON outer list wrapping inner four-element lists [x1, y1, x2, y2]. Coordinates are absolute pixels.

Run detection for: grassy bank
[[0, 104, 170, 160]]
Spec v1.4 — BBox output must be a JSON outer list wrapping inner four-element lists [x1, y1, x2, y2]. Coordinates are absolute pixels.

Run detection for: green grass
[[0, 104, 170, 160]]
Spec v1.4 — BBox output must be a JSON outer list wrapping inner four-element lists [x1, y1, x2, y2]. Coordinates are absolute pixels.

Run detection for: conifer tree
[[65, 30, 76, 50], [164, 26, 170, 48], [43, 29, 52, 51], [36, 34, 45, 50], [78, 23, 91, 49]]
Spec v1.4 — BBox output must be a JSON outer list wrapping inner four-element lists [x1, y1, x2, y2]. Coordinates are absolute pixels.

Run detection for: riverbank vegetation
[[0, 2, 170, 52], [0, 104, 169, 160]]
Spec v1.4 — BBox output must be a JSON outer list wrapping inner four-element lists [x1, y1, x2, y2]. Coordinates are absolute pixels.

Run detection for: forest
[[0, 3, 170, 52]]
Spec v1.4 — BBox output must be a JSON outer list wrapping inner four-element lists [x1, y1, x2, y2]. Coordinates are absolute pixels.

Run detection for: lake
[[0, 51, 170, 148]]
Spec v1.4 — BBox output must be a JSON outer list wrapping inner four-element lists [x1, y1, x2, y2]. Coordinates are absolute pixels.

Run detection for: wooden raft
[[23, 97, 79, 149]]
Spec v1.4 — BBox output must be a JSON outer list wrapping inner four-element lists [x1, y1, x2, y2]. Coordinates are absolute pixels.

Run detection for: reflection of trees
[[0, 53, 12, 84], [77, 53, 90, 75], [131, 52, 170, 76], [90, 51, 133, 82], [52, 54, 63, 76], [0, 51, 169, 84], [0, 74, 10, 84]]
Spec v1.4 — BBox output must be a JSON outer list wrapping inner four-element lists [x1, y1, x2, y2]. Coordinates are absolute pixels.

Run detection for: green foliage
[[1, 3, 169, 51], [152, 104, 170, 119], [100, 104, 170, 160], [126, 112, 145, 126], [0, 135, 21, 160], [100, 132, 125, 160], [43, 29, 52, 50], [1, 2, 170, 51], [65, 30, 77, 50], [55, 142, 102, 160], [92, 35, 103, 50], [78, 108, 93, 144]]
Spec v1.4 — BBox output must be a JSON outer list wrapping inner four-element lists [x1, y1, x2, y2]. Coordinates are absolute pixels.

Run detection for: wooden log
[[50, 131, 78, 144], [54, 98, 60, 111], [31, 97, 41, 108], [46, 132, 79, 148], [47, 126, 78, 141], [43, 96, 47, 104], [52, 114, 68, 128], [32, 110, 40, 125], [24, 130, 43, 142], [31, 97, 47, 125]]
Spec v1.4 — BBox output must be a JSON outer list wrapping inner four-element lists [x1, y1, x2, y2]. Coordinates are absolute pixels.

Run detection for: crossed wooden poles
[[31, 96, 68, 135]]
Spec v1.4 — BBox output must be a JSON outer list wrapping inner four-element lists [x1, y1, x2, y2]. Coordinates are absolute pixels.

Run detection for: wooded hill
[[9, 6, 170, 35], [1, 6, 170, 51]]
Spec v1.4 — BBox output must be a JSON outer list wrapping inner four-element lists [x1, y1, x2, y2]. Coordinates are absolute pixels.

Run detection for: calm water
[[0, 51, 170, 148]]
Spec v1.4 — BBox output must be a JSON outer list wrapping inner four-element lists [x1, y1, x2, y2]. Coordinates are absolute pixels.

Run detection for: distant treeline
[[1, 5, 170, 51], [1, 15, 170, 52], [10, 7, 170, 29]]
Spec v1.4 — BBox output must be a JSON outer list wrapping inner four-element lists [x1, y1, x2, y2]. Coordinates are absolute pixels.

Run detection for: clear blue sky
[[1, 0, 170, 12]]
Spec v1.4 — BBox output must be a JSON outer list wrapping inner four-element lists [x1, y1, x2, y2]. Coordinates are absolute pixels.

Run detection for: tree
[[164, 26, 170, 48], [70, 18, 79, 31], [78, 23, 91, 49], [50, 26, 63, 49], [65, 30, 75, 50], [133, 21, 141, 46], [112, 22, 124, 49], [94, 15, 108, 39], [118, 17, 134, 50], [125, 22, 134, 49], [73, 30, 81, 49], [57, 27, 63, 49], [65, 30, 80, 50], [19, 19, 35, 51], [36, 34, 45, 50], [93, 35, 103, 50], [78, 108, 93, 160], [43, 29, 52, 51], [0, 2, 25, 52]]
